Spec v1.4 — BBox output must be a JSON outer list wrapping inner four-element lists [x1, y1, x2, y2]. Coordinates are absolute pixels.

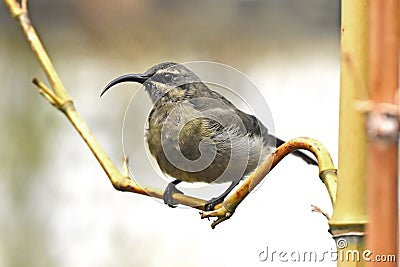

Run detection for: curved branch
[[201, 137, 337, 228]]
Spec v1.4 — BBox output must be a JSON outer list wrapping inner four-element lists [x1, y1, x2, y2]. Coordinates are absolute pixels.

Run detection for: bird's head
[[101, 62, 201, 103]]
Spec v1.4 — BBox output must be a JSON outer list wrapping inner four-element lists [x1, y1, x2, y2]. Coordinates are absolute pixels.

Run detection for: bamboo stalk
[[329, 0, 370, 266]]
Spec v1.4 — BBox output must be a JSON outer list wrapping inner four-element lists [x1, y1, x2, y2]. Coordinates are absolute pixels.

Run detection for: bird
[[101, 62, 318, 211]]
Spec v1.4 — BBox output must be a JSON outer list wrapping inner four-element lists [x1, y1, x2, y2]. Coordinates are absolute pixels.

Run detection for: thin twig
[[32, 78, 61, 107], [311, 204, 330, 220]]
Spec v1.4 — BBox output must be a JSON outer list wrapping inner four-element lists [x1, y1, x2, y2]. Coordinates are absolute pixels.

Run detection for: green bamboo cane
[[329, 0, 370, 266]]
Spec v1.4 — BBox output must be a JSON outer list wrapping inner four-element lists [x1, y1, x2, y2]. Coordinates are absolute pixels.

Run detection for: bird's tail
[[272, 136, 318, 166]]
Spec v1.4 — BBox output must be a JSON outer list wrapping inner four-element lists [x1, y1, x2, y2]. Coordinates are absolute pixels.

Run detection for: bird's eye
[[164, 73, 173, 82], [147, 82, 156, 90]]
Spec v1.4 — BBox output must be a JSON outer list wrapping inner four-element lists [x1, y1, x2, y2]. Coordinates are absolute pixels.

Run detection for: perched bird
[[101, 62, 317, 211]]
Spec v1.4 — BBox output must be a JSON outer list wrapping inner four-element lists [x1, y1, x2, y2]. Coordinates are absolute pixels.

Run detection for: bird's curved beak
[[100, 73, 151, 97]]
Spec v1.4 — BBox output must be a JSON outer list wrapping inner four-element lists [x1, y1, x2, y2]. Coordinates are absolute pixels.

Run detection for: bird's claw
[[204, 196, 225, 211], [163, 183, 183, 208]]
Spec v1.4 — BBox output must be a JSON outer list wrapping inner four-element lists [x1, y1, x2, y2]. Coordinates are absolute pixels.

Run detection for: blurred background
[[1, 1, 340, 266]]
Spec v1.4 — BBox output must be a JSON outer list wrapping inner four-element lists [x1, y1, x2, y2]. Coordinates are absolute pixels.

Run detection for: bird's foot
[[204, 196, 225, 211], [163, 182, 183, 208]]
